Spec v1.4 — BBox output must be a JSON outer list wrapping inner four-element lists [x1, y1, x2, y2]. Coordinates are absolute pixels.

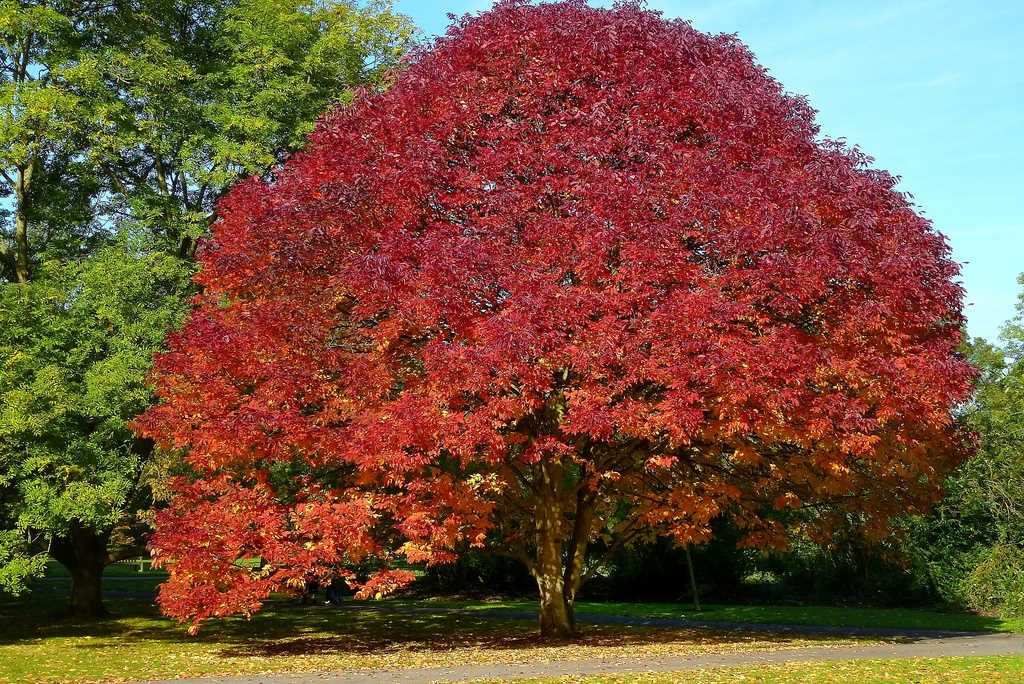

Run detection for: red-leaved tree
[[135, 0, 975, 637]]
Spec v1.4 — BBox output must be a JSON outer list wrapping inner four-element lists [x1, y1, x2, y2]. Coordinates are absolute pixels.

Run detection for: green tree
[[909, 276, 1024, 607], [0, 241, 192, 614], [0, 0, 415, 616], [86, 0, 415, 257], [0, 0, 100, 282], [959, 320, 1024, 548]]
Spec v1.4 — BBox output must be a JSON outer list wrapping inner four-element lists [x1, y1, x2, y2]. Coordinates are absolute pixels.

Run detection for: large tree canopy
[[137, 0, 974, 636]]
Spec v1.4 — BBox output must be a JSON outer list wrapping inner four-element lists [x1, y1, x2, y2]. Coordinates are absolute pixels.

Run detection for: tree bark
[[535, 506, 575, 638], [51, 523, 111, 619], [534, 460, 576, 638], [13, 162, 32, 283], [685, 545, 701, 611], [69, 557, 108, 619], [537, 573, 574, 638], [563, 490, 595, 610]]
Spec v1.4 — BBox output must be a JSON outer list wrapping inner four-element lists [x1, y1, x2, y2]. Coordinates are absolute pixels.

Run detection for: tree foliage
[[136, 0, 974, 636], [0, 240, 192, 596], [2, 0, 416, 278], [0, 0, 101, 282], [86, 0, 416, 258], [0, 0, 415, 615], [909, 276, 1024, 609]]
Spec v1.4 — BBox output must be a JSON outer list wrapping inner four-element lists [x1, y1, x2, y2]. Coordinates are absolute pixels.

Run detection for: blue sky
[[392, 0, 1024, 342]]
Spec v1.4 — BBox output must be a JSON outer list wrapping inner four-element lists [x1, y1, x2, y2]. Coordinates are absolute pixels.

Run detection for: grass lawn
[[401, 598, 1024, 633], [0, 583, 870, 684], [507, 656, 1024, 683], [43, 560, 166, 578], [5, 566, 1018, 683], [39, 560, 1022, 633]]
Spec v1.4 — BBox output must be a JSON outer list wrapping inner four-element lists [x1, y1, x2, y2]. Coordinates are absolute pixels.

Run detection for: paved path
[[135, 633, 1024, 683]]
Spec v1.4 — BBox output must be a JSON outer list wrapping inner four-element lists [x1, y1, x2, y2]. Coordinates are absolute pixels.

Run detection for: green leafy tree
[[0, 0, 415, 616], [959, 318, 1024, 547], [957, 288, 1024, 617], [0, 0, 101, 282], [0, 241, 192, 614], [909, 276, 1024, 607], [87, 0, 415, 257]]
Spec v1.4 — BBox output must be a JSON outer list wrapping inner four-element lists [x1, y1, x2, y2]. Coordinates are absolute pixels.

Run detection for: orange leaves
[[351, 569, 417, 600], [729, 444, 762, 465], [397, 541, 436, 564], [669, 523, 713, 546], [772, 492, 801, 511]]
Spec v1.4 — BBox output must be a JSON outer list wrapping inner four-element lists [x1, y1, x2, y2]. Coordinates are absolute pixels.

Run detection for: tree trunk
[[537, 571, 574, 638], [51, 523, 111, 619], [13, 163, 31, 284], [685, 545, 701, 611], [13, 207, 29, 283], [535, 492, 576, 638], [70, 559, 108, 619]]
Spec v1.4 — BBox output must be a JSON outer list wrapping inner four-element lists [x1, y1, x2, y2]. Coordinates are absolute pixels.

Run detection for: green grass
[[42, 560, 167, 578], [0, 585, 867, 684], [6, 567, 1017, 683], [507, 656, 1024, 683], [40, 560, 1022, 634], [33, 562, 167, 597], [393, 598, 1024, 633]]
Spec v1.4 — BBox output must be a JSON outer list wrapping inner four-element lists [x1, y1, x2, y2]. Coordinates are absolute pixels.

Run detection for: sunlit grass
[[6, 567, 1016, 684], [506, 656, 1024, 683], [0, 585, 870, 684]]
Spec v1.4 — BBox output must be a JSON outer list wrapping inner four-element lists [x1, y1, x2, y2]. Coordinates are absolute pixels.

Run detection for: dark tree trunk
[[685, 545, 701, 611], [70, 560, 108, 619], [50, 523, 111, 619]]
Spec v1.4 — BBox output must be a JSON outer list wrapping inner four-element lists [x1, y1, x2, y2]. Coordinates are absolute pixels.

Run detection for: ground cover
[[401, 598, 1022, 633], [506, 655, 1024, 683], [6, 567, 1018, 684], [38, 563, 1019, 635], [0, 586, 868, 684]]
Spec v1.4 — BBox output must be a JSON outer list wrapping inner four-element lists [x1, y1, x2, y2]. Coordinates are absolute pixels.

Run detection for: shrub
[[962, 545, 1024, 617]]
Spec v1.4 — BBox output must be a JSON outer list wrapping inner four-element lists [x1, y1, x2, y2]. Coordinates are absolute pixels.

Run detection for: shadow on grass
[[211, 606, 863, 660], [12, 578, 1012, 640], [394, 597, 1014, 635], [1, 588, 874, 662]]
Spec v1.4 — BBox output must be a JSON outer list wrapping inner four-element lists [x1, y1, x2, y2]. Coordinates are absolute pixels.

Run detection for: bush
[[418, 550, 535, 596], [962, 545, 1024, 617], [591, 519, 750, 603], [748, 539, 927, 606]]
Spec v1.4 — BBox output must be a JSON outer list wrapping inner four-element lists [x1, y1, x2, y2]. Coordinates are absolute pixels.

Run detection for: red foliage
[[135, 0, 974, 632]]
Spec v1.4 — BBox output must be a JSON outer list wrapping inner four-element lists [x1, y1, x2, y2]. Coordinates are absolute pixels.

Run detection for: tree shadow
[[0, 589, 989, 662], [209, 604, 880, 659]]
